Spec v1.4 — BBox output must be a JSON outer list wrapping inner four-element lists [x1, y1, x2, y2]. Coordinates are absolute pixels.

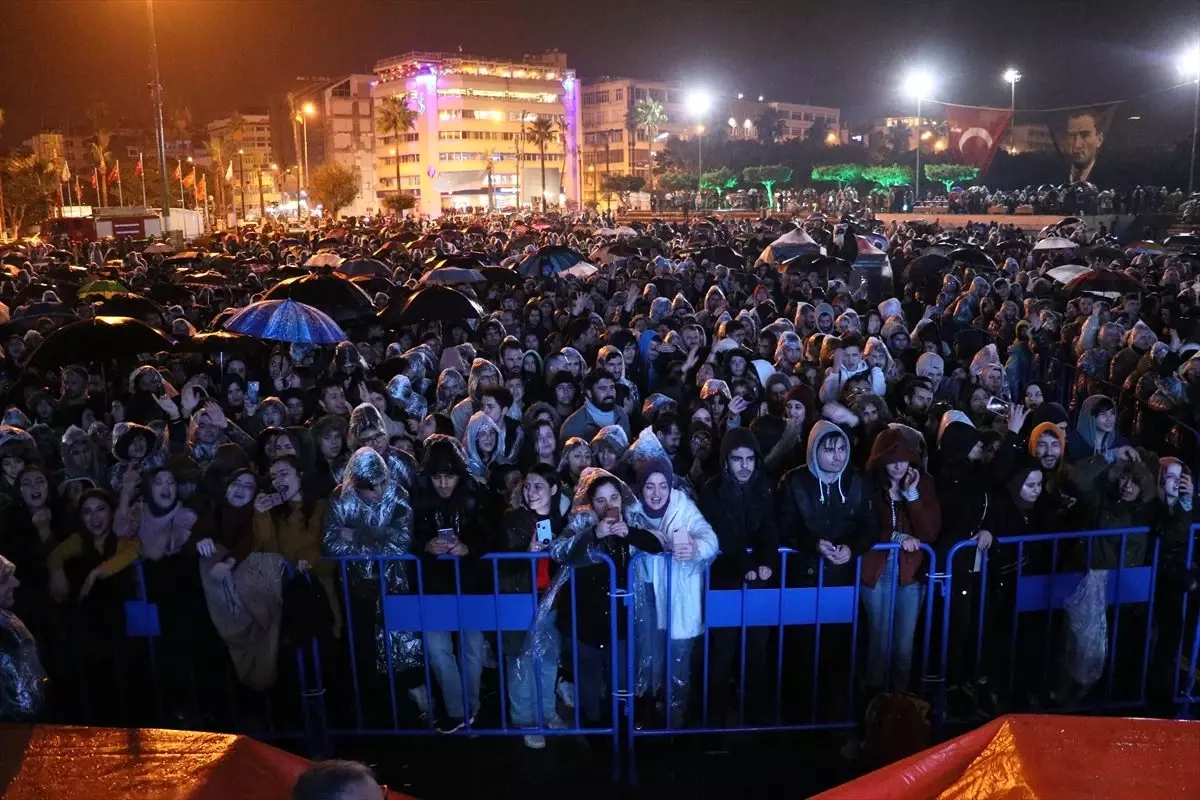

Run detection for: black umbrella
[[1165, 234, 1200, 250], [427, 253, 496, 270], [350, 276, 397, 296], [480, 267, 522, 287], [783, 254, 851, 281], [1065, 269, 1143, 298], [946, 248, 997, 270], [903, 254, 953, 293], [174, 330, 268, 356], [95, 294, 165, 320], [379, 285, 484, 326], [26, 316, 175, 368], [336, 257, 392, 278], [263, 273, 374, 322], [687, 245, 745, 269], [11, 301, 78, 324], [517, 245, 584, 277], [1085, 244, 1128, 263]]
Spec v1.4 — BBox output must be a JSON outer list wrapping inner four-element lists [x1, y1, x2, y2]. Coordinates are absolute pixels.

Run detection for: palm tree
[[286, 92, 303, 184], [375, 96, 418, 195], [86, 102, 112, 207], [633, 97, 667, 195], [526, 117, 556, 210], [3, 154, 56, 234], [482, 148, 497, 212], [755, 107, 787, 146], [887, 121, 913, 155]]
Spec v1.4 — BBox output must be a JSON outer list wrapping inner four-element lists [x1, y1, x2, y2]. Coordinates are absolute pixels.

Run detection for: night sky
[[1, 0, 1198, 145]]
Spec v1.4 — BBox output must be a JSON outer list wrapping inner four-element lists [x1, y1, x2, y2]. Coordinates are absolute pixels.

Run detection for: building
[[1006, 123, 1055, 155], [371, 49, 581, 216], [291, 75, 378, 217], [868, 114, 947, 153], [723, 98, 841, 143], [579, 78, 689, 205], [206, 111, 279, 219], [23, 132, 66, 164]]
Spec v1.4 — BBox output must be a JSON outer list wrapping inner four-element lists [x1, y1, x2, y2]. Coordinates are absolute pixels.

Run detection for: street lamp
[[1178, 46, 1200, 196], [685, 90, 712, 209], [297, 102, 316, 212], [901, 68, 936, 207], [1003, 68, 1022, 110], [237, 148, 246, 224]]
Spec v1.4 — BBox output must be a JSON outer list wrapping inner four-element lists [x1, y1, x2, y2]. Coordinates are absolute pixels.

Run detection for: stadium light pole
[[1178, 46, 1200, 196], [901, 69, 935, 207], [146, 0, 172, 232], [1003, 68, 1022, 110]]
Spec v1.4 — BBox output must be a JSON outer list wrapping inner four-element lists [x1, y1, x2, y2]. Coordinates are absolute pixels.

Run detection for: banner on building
[[1037, 102, 1122, 185], [944, 105, 1013, 173]]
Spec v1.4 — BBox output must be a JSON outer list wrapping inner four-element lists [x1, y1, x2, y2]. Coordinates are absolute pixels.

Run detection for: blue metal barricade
[[623, 544, 939, 779], [1172, 524, 1200, 718], [944, 527, 1158, 715], [321, 551, 623, 779]]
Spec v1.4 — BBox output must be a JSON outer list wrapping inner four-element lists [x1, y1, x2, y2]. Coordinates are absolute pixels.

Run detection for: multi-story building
[[723, 98, 841, 143], [23, 132, 66, 165], [579, 78, 689, 205], [206, 111, 279, 219], [868, 114, 947, 153], [371, 50, 581, 216], [1006, 123, 1055, 155], [291, 75, 378, 217]]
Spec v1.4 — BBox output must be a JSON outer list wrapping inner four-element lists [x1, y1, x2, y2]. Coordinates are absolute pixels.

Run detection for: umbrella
[[557, 262, 599, 281], [380, 285, 484, 325], [946, 248, 997, 270], [629, 235, 664, 252], [1164, 234, 1200, 250], [11, 301, 78, 324], [1047, 264, 1093, 284], [1124, 241, 1164, 255], [162, 251, 207, 267], [95, 294, 164, 319], [686, 245, 745, 269], [263, 273, 374, 322], [77, 280, 131, 299], [518, 245, 584, 276], [25, 316, 175, 368], [757, 228, 824, 264], [179, 270, 228, 286], [783, 254, 851, 281], [224, 299, 348, 345], [314, 238, 342, 251], [336, 257, 391, 277], [480, 266, 522, 287], [143, 242, 174, 255], [147, 284, 200, 304], [590, 241, 641, 264], [174, 330, 269, 356], [371, 241, 406, 258], [465, 225, 488, 236], [614, 226, 638, 237], [304, 252, 344, 268], [350, 275, 397, 295], [418, 266, 486, 285], [429, 252, 496, 269], [1065, 269, 1143, 298], [1032, 236, 1079, 252]]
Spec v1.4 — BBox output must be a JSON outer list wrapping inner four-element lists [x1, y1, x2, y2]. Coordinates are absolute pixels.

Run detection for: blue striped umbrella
[[224, 298, 348, 345]]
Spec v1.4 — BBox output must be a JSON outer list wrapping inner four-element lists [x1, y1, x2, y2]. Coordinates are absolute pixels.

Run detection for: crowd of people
[[0, 208, 1198, 758]]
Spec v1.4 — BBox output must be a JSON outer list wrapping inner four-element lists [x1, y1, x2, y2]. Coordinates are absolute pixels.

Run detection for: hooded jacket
[[699, 428, 780, 589], [463, 410, 505, 479], [450, 358, 501, 437], [1067, 448, 1156, 569], [936, 419, 1020, 561], [861, 428, 941, 587], [1066, 395, 1130, 461], [776, 421, 877, 584], [411, 436, 489, 594]]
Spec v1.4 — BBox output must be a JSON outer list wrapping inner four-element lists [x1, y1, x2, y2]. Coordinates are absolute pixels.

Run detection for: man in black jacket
[[699, 428, 779, 725], [411, 437, 489, 732]]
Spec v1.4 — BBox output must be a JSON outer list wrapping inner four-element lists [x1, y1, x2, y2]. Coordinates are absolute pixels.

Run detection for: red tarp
[[0, 724, 415, 799], [817, 714, 1200, 800]]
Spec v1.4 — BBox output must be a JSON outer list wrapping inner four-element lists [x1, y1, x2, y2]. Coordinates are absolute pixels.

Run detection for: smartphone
[[535, 519, 553, 544], [247, 380, 260, 407], [605, 507, 621, 522], [985, 396, 1010, 417], [437, 527, 456, 542]]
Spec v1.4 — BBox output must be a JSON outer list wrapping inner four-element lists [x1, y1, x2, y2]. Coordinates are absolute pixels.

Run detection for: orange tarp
[[817, 714, 1200, 800], [0, 724, 415, 799]]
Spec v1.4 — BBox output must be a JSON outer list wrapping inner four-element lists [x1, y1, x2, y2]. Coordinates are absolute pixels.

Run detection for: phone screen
[[247, 381, 260, 406], [535, 519, 553, 544], [437, 527, 456, 541]]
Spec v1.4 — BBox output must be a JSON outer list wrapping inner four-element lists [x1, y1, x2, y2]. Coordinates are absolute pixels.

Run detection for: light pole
[[146, 0, 171, 231], [1003, 68, 1022, 110], [237, 148, 246, 224], [1178, 46, 1200, 196], [901, 69, 935, 208], [685, 89, 712, 211]]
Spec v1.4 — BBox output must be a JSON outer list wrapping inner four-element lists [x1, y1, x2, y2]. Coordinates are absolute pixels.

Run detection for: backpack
[[862, 692, 931, 767]]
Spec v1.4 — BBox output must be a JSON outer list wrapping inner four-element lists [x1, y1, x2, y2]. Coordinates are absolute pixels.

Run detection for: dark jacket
[[411, 477, 491, 594], [861, 428, 941, 587], [497, 505, 565, 594], [776, 421, 878, 585], [699, 428, 780, 589], [1067, 451, 1155, 570], [557, 524, 663, 647], [935, 421, 1022, 565]]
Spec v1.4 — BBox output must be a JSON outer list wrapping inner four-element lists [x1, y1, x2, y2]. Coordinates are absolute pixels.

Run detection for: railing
[[56, 523, 1200, 779]]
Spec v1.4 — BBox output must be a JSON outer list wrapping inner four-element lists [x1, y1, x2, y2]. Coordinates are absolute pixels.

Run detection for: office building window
[[615, 88, 624, 101], [331, 80, 351, 98]]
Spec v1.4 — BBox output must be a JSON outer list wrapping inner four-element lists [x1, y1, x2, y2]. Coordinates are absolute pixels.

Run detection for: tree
[[862, 163, 914, 188], [633, 97, 668, 194], [376, 96, 419, 197], [2, 154, 55, 235], [742, 164, 793, 210], [700, 167, 737, 207], [924, 163, 981, 192], [205, 137, 227, 222], [886, 122, 913, 155], [755, 107, 787, 146], [86, 102, 112, 207], [381, 192, 417, 216], [600, 174, 645, 208], [657, 170, 698, 193], [811, 163, 864, 187], [807, 118, 832, 147], [308, 161, 360, 219], [526, 117, 557, 209]]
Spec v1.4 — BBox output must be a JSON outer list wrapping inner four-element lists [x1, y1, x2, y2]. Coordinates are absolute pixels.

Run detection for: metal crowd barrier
[[1173, 524, 1200, 719]]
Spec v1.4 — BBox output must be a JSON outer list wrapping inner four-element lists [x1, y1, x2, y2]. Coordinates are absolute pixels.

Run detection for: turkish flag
[[134, 155, 144, 178], [945, 105, 1013, 172]]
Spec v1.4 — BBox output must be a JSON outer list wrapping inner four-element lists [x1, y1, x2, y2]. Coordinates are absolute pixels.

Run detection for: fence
[[56, 525, 1200, 779]]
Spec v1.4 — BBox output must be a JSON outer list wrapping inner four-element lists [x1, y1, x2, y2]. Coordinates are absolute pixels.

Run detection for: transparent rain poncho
[[0, 556, 46, 721], [322, 447, 422, 672]]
